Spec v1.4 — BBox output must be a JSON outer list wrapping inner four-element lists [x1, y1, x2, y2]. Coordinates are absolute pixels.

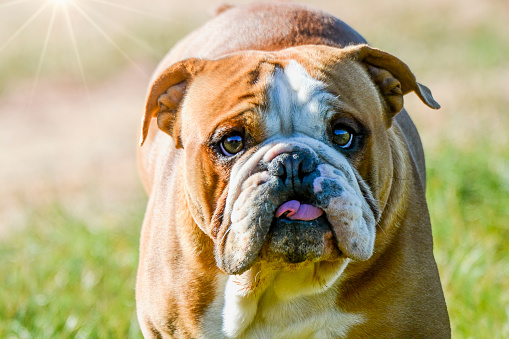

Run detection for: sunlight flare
[[0, 0, 31, 9], [48, 0, 74, 6], [70, 1, 147, 75], [2, 0, 155, 110], [87, 0, 165, 19], [27, 4, 58, 111], [0, 2, 50, 53], [62, 3, 91, 108]]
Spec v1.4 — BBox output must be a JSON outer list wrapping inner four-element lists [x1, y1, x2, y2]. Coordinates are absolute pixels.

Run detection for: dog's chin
[[260, 215, 344, 266]]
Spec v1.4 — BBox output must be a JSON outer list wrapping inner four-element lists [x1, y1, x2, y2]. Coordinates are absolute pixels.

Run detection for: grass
[[0, 202, 145, 338], [428, 143, 509, 337]]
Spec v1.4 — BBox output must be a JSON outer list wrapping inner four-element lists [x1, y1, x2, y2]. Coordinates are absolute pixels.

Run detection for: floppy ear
[[140, 58, 205, 147], [344, 44, 440, 124]]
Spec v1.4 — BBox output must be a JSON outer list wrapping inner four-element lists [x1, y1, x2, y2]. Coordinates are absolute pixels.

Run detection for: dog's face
[[141, 45, 439, 277]]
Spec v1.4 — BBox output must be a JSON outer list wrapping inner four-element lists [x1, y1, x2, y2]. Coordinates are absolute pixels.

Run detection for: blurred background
[[0, 0, 507, 337]]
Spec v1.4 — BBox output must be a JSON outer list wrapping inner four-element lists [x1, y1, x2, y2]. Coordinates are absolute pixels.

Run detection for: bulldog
[[136, 2, 450, 338]]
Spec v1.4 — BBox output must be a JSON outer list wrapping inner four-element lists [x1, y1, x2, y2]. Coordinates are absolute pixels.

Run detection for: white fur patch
[[222, 276, 259, 337], [201, 261, 365, 339], [264, 60, 336, 139]]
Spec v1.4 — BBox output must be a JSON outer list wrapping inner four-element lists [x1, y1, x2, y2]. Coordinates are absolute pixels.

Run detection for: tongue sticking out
[[276, 200, 324, 221]]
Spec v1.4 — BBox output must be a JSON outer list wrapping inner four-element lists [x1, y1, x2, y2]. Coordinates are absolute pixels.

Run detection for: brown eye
[[220, 133, 244, 156], [333, 127, 353, 149]]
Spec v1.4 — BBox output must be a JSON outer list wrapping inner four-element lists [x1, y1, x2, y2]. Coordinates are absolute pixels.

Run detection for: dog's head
[[141, 44, 439, 276]]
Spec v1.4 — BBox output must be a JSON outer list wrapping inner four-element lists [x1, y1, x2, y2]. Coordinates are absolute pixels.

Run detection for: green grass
[[428, 143, 509, 338], [0, 202, 145, 338]]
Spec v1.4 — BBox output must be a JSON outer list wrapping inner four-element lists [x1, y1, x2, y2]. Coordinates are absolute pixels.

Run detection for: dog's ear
[[140, 58, 205, 147], [344, 44, 440, 124]]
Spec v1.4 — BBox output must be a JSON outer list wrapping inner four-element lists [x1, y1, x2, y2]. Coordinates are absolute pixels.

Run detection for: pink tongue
[[276, 200, 324, 221]]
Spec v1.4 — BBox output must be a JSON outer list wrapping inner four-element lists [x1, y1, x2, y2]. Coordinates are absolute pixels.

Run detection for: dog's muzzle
[[263, 150, 339, 264], [214, 142, 376, 275]]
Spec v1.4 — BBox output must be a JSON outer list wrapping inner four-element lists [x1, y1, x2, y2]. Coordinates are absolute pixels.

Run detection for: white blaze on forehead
[[265, 60, 336, 138]]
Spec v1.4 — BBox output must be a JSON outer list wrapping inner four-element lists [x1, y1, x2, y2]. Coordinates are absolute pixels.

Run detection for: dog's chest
[[201, 275, 364, 339]]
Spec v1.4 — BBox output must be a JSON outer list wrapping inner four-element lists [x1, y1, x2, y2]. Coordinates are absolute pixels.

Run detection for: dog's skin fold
[[136, 2, 450, 338]]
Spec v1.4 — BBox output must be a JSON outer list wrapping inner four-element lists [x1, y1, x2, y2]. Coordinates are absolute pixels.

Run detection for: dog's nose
[[268, 150, 317, 185]]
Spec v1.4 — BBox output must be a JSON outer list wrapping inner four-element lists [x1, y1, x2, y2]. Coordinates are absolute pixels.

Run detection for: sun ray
[[0, 1, 50, 53], [70, 1, 147, 75], [86, 0, 167, 20], [26, 2, 58, 112], [62, 1, 91, 109], [0, 0, 31, 9], [104, 22, 159, 57], [82, 2, 159, 57]]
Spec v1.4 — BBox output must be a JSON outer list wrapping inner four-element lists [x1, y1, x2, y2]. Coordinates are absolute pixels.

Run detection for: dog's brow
[[263, 60, 335, 140]]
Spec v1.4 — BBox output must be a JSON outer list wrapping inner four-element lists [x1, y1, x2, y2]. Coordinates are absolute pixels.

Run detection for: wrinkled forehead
[[180, 53, 274, 140], [181, 47, 383, 141]]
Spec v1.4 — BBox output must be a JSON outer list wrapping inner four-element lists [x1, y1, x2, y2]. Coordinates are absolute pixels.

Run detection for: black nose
[[268, 150, 317, 186]]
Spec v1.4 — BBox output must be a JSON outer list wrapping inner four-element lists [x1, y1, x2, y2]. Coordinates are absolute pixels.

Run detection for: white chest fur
[[201, 266, 364, 339]]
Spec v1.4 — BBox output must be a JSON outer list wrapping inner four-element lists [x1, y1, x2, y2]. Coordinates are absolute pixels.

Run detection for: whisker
[[376, 221, 387, 236], [254, 270, 261, 283], [220, 227, 231, 249]]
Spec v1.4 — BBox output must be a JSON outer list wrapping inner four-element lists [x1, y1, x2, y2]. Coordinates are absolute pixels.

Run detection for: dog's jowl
[[136, 3, 450, 338]]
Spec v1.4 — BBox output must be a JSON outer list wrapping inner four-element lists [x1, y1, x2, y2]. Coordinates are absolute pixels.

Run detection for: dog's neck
[[201, 261, 365, 338]]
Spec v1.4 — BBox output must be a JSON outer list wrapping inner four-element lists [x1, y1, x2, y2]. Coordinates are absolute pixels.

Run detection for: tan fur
[[136, 2, 450, 338]]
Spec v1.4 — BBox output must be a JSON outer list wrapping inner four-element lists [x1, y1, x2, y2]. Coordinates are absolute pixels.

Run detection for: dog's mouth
[[276, 200, 324, 221], [261, 200, 343, 265], [214, 161, 376, 275]]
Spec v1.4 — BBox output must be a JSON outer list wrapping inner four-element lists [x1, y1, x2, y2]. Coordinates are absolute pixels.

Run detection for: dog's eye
[[332, 127, 354, 149], [220, 133, 244, 156]]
